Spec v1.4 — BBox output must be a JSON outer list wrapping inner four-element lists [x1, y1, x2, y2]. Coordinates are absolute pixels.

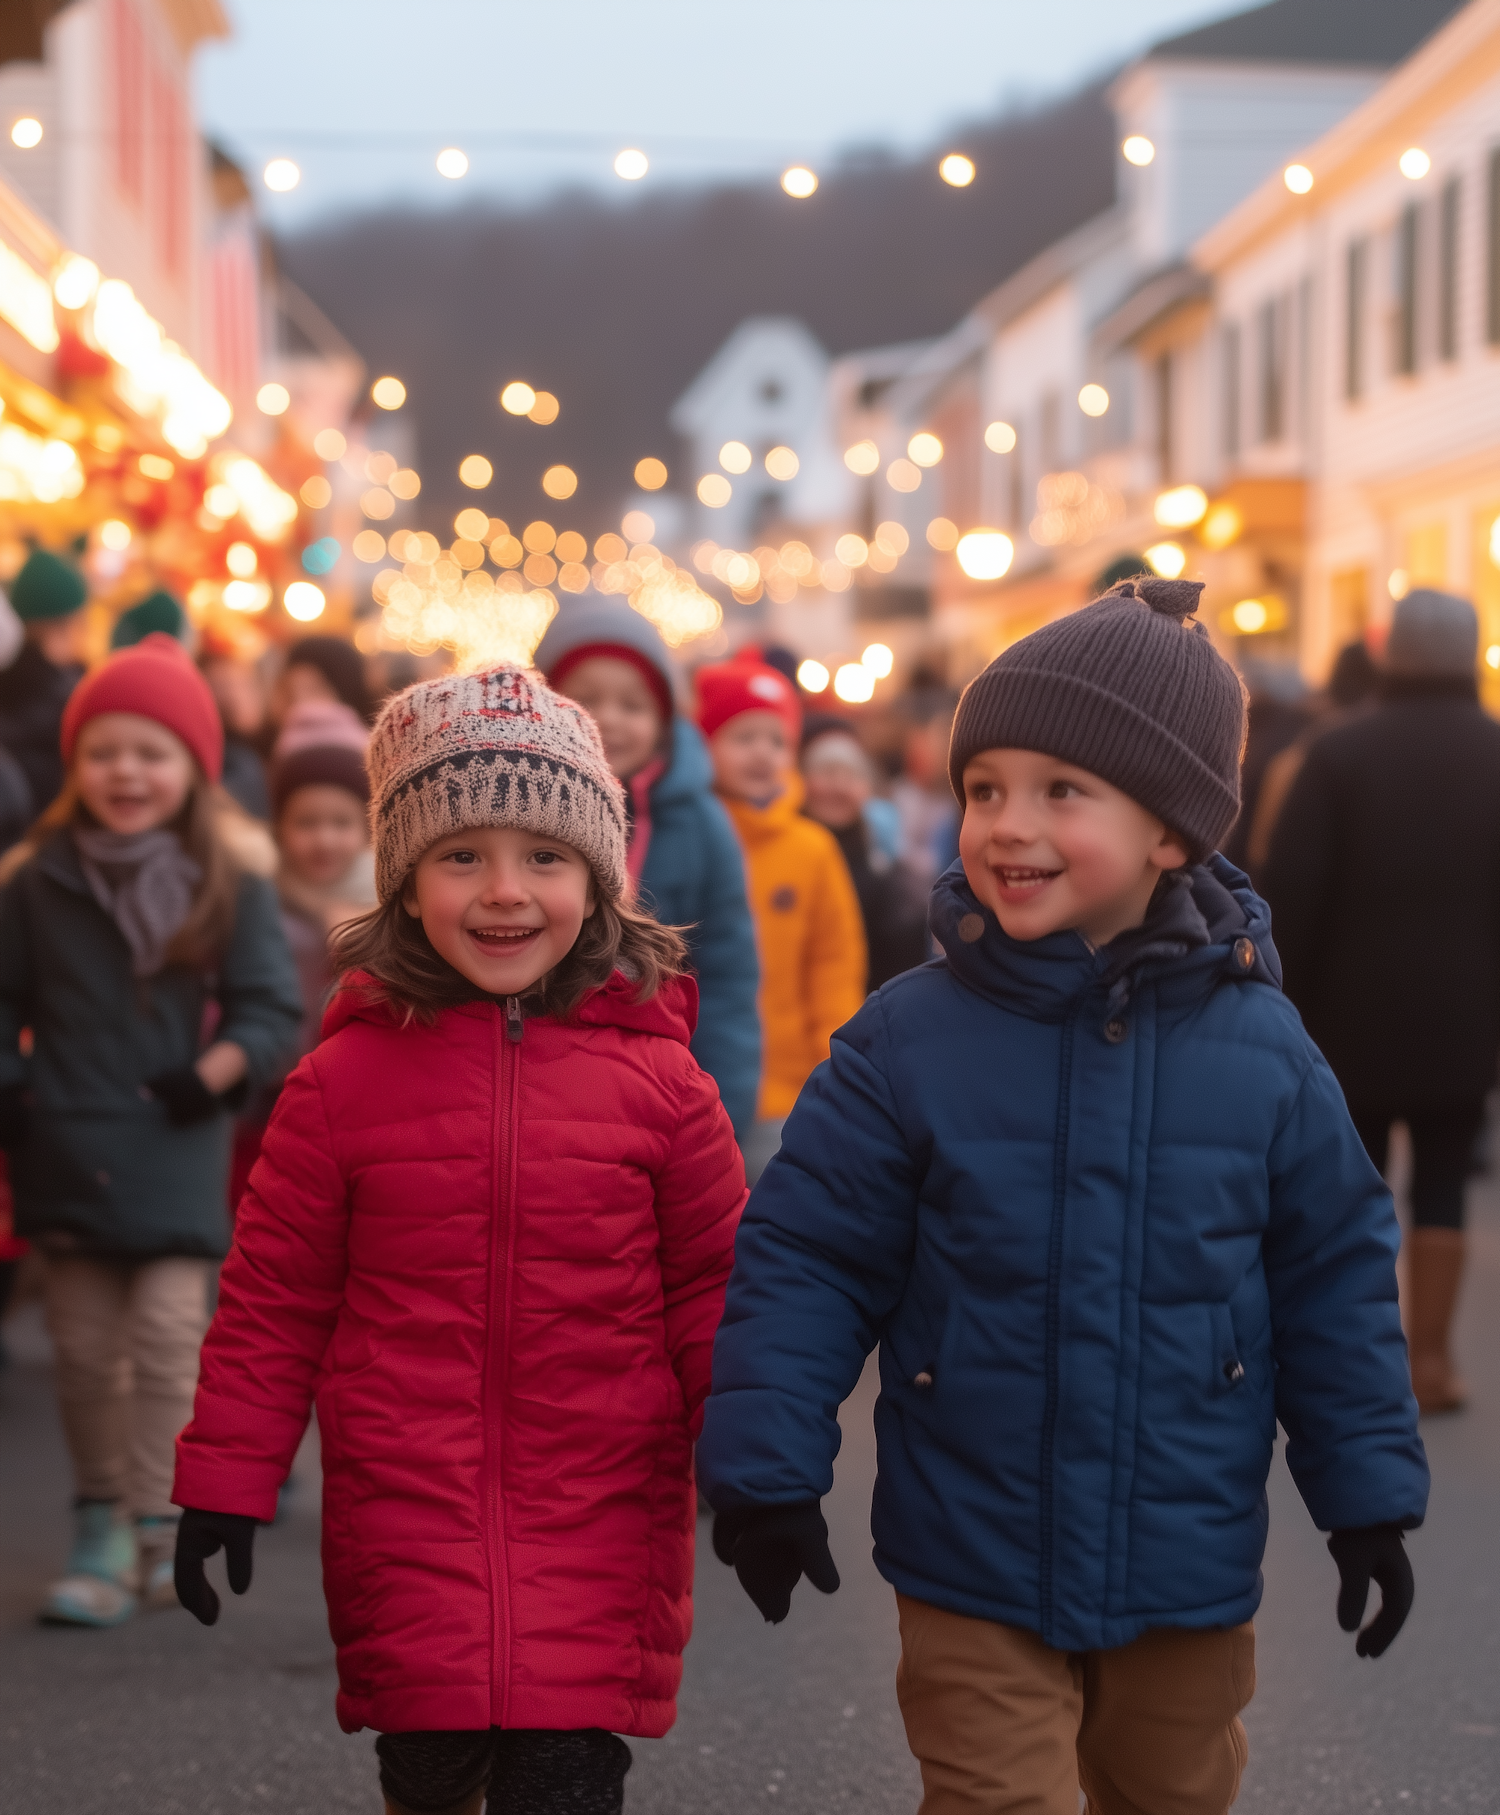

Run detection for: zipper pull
[[505, 996, 524, 1043]]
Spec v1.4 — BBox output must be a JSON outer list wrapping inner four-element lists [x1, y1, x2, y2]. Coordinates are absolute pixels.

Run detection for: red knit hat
[[695, 659, 802, 742], [61, 633, 224, 782], [548, 641, 674, 726]]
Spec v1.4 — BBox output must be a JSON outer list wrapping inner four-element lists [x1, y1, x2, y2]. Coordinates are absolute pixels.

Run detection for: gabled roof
[[1151, 0, 1467, 68], [669, 316, 828, 435]]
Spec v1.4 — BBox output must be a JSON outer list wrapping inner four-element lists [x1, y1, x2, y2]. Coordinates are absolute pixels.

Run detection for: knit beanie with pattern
[[366, 664, 627, 903], [947, 577, 1246, 861]]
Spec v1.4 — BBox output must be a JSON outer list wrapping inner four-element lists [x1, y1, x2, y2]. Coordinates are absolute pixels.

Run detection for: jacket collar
[[719, 771, 806, 839], [929, 855, 1279, 1023], [322, 967, 700, 1045], [649, 717, 712, 805]]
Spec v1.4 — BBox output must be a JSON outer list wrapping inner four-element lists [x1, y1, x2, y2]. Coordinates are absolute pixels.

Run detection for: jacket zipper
[[1038, 1012, 1076, 1645], [486, 1002, 522, 1721]]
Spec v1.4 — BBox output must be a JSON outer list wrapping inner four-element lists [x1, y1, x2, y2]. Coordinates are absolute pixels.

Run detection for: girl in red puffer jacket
[[171, 665, 747, 1815]]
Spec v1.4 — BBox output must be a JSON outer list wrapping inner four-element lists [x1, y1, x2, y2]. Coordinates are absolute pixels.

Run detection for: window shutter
[[1439, 177, 1460, 362], [1396, 202, 1419, 376]]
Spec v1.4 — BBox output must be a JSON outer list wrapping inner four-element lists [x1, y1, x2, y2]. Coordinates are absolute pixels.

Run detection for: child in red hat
[[696, 657, 866, 1178], [0, 634, 301, 1627]]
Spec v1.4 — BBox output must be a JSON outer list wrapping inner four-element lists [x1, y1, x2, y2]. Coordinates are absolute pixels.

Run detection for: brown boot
[[1406, 1227, 1467, 1414]]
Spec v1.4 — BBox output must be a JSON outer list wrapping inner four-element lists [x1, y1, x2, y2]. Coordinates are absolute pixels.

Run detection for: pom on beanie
[[695, 659, 802, 742], [61, 633, 224, 782], [947, 576, 1246, 862], [12, 548, 87, 623], [366, 664, 627, 903], [111, 590, 188, 650], [270, 700, 370, 816]]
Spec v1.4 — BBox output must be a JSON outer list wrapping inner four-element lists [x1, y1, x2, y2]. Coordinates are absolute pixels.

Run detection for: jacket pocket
[[1209, 1302, 1245, 1397]]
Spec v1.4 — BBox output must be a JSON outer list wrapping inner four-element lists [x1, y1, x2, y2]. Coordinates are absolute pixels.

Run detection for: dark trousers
[[1350, 1101, 1486, 1230], [376, 1727, 631, 1814]]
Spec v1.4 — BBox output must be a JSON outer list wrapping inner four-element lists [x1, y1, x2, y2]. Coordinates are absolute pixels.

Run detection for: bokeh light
[[595, 532, 628, 563], [765, 446, 800, 481], [844, 440, 881, 475], [542, 464, 577, 499], [834, 533, 869, 567], [528, 391, 560, 425], [635, 457, 668, 490], [312, 428, 346, 461], [490, 534, 523, 567], [1144, 541, 1186, 578], [621, 509, 656, 542], [719, 441, 752, 474], [834, 663, 875, 704], [1154, 484, 1208, 529], [353, 529, 387, 562], [927, 516, 959, 551], [459, 454, 494, 489], [984, 420, 1017, 454], [938, 153, 975, 187], [371, 376, 407, 410], [614, 148, 649, 181], [523, 521, 556, 554], [781, 166, 818, 199], [500, 381, 536, 415], [555, 530, 588, 563], [862, 643, 894, 678], [455, 507, 492, 540], [52, 255, 99, 310], [1122, 136, 1155, 167], [1078, 384, 1110, 417], [436, 147, 469, 179], [1284, 164, 1314, 194], [224, 580, 270, 612], [697, 474, 731, 508], [11, 118, 43, 150], [389, 468, 421, 500], [361, 487, 395, 520], [1399, 147, 1431, 180], [886, 459, 922, 493], [366, 451, 397, 484], [874, 521, 909, 557], [98, 519, 131, 552], [798, 660, 830, 694], [908, 433, 943, 467], [300, 474, 332, 509], [955, 531, 1015, 581], [225, 541, 258, 578], [284, 581, 326, 622]]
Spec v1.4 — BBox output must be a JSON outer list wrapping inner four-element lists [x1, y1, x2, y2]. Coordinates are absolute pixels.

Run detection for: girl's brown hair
[[329, 875, 688, 1024], [0, 772, 242, 968]]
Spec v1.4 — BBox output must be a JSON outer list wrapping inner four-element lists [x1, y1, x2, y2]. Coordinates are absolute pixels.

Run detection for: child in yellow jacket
[[697, 659, 866, 1178]]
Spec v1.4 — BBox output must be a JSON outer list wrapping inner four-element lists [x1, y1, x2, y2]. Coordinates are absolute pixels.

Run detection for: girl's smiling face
[[403, 825, 595, 995], [73, 712, 195, 834]]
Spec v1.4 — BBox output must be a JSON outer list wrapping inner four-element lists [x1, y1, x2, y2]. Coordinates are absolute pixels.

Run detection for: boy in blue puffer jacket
[[698, 575, 1428, 1815]]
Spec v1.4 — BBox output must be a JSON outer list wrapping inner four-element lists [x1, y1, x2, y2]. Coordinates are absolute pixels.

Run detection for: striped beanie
[[366, 665, 628, 902]]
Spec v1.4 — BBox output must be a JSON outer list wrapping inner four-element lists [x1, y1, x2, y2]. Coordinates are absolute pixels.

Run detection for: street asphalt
[[4, 1146, 1499, 1815]]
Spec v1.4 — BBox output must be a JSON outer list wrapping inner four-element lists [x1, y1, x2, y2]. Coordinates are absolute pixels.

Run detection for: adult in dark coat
[[1262, 589, 1500, 1414], [801, 721, 929, 991], [0, 550, 87, 812]]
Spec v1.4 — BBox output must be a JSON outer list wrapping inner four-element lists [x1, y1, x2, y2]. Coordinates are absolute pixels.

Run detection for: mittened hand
[[1327, 1523, 1414, 1657], [712, 1501, 841, 1624], [0, 1082, 28, 1149], [175, 1507, 258, 1625], [146, 1066, 219, 1126]]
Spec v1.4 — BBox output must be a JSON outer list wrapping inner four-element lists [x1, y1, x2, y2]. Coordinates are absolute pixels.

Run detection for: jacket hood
[[928, 854, 1280, 1023], [719, 771, 806, 839], [324, 967, 700, 1045], [650, 717, 713, 806]]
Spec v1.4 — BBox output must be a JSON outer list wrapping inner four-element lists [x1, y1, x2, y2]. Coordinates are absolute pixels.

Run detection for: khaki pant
[[44, 1256, 210, 1518], [895, 1594, 1255, 1815]]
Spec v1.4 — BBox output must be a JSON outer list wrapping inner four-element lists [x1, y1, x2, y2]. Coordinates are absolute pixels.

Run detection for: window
[[1439, 177, 1460, 361], [110, 0, 146, 204], [1488, 148, 1500, 347], [1155, 351, 1173, 480], [1396, 202, 1419, 376], [1345, 238, 1367, 400], [1257, 299, 1285, 442], [1221, 322, 1241, 459]]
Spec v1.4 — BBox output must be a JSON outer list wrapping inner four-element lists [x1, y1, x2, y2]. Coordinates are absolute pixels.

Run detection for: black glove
[[175, 1507, 258, 1625], [712, 1501, 840, 1624], [1327, 1523, 1413, 1658], [0, 1082, 28, 1150], [146, 1065, 219, 1127]]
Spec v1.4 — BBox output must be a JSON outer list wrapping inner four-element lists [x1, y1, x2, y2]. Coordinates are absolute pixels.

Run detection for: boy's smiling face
[[959, 747, 1188, 947]]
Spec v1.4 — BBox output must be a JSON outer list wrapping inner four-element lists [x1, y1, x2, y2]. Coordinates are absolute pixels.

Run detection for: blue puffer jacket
[[698, 858, 1428, 1651], [637, 717, 760, 1135]]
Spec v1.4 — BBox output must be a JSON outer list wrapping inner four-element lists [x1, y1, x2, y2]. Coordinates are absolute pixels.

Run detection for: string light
[[938, 154, 975, 187], [10, 118, 42, 150], [500, 381, 536, 415], [984, 421, 1017, 453], [263, 158, 300, 192], [1284, 164, 1314, 194], [955, 531, 1015, 581], [614, 149, 648, 180], [635, 457, 668, 490], [781, 166, 818, 199], [371, 375, 406, 410], [256, 382, 290, 416], [436, 147, 469, 179], [1122, 136, 1155, 167]]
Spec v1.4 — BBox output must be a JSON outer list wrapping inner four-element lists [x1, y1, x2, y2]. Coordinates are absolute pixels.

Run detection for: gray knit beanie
[[948, 576, 1247, 861], [367, 665, 628, 903], [1385, 588, 1478, 678]]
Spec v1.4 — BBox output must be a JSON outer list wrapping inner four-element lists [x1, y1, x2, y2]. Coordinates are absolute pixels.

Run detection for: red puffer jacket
[[174, 970, 746, 1738]]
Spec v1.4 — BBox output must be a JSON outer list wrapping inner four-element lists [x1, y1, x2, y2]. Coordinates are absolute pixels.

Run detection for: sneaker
[[135, 1515, 181, 1611], [40, 1501, 138, 1627]]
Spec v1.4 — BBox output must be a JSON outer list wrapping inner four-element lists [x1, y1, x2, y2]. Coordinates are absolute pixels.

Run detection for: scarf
[[73, 826, 202, 978]]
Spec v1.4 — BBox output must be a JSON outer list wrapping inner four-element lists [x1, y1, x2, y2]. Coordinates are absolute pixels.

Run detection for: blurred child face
[[802, 738, 871, 832], [278, 784, 368, 888], [711, 710, 792, 803], [202, 655, 266, 738], [74, 712, 195, 835], [959, 747, 1187, 947], [30, 609, 86, 669], [558, 656, 663, 781], [404, 825, 596, 996], [274, 662, 339, 720]]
